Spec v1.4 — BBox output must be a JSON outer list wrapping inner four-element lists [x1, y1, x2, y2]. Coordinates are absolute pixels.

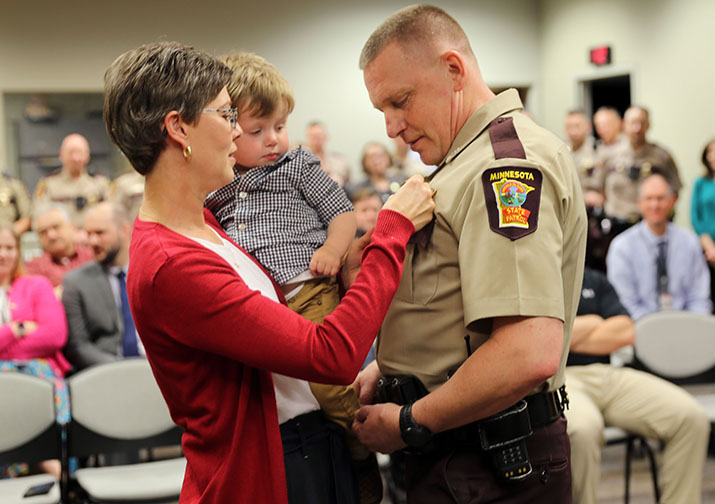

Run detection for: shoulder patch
[[34, 178, 47, 198], [482, 167, 542, 240]]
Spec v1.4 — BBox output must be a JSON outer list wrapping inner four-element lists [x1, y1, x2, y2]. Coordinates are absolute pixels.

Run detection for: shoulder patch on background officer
[[482, 167, 542, 240], [34, 179, 47, 198]]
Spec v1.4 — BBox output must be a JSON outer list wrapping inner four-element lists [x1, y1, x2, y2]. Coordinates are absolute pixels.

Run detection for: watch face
[[404, 425, 431, 448]]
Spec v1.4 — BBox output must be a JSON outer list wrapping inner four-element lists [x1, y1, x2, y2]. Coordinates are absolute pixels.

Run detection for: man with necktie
[[606, 173, 712, 319], [62, 201, 142, 370]]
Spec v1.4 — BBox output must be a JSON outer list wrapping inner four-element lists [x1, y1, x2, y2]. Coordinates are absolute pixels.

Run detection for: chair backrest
[[635, 311, 715, 379], [0, 372, 60, 464], [67, 358, 181, 457]]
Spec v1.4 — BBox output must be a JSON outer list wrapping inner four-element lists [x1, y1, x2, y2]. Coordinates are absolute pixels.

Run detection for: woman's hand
[[11, 320, 38, 339], [382, 175, 435, 231]]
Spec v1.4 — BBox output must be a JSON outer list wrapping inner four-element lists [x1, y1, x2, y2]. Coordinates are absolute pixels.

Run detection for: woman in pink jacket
[[0, 220, 69, 478]]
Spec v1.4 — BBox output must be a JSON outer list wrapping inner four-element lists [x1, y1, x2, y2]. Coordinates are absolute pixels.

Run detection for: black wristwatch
[[399, 402, 433, 448]]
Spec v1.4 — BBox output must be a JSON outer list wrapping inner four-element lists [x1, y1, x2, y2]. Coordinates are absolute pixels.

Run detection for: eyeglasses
[[203, 107, 238, 129]]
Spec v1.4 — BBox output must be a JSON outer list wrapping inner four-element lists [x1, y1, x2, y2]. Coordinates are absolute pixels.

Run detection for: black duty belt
[[525, 385, 569, 428], [375, 374, 569, 453], [441, 386, 568, 449]]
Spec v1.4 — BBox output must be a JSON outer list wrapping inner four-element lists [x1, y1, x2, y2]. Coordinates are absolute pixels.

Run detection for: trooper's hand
[[352, 360, 381, 405], [353, 403, 405, 454]]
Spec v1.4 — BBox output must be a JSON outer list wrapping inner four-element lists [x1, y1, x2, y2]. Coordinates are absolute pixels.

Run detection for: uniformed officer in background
[[565, 110, 603, 208], [601, 105, 681, 229], [353, 5, 586, 503], [111, 168, 144, 223], [0, 144, 32, 235], [33, 133, 112, 230], [565, 110, 610, 272]]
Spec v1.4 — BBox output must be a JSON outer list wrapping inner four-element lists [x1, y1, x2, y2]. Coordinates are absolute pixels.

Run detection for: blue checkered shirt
[[205, 146, 353, 285]]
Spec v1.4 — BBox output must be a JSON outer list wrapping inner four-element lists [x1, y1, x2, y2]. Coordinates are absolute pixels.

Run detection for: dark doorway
[[584, 74, 631, 122]]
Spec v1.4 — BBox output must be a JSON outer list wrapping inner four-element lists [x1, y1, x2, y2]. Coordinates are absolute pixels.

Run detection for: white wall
[[0, 0, 541, 181], [540, 0, 715, 226]]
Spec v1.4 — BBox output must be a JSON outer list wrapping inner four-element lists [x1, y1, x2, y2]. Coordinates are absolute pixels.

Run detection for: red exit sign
[[590, 45, 612, 66]]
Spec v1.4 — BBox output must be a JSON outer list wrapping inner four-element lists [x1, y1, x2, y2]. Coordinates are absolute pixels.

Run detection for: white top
[[190, 229, 320, 424]]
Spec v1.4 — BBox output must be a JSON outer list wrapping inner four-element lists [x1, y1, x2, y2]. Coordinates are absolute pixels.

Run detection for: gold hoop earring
[[183, 145, 192, 160]]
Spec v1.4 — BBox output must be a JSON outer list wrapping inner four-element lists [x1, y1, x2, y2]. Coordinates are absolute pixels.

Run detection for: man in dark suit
[[62, 201, 141, 370]]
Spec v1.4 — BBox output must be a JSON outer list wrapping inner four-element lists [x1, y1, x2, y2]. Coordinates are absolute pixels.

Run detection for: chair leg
[[625, 436, 634, 504], [639, 437, 661, 503]]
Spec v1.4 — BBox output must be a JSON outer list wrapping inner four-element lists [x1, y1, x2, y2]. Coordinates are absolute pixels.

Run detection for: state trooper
[[0, 145, 32, 235], [601, 106, 681, 229], [352, 5, 586, 503], [33, 133, 112, 230]]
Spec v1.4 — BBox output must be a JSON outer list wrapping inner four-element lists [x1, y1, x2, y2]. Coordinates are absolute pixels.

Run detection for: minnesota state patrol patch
[[482, 167, 542, 240]]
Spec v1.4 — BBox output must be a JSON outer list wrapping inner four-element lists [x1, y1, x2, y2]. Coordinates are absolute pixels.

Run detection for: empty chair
[[66, 358, 185, 503], [0, 372, 62, 504]]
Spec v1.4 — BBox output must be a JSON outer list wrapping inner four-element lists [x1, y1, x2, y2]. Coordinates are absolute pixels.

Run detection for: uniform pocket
[[394, 244, 439, 305]]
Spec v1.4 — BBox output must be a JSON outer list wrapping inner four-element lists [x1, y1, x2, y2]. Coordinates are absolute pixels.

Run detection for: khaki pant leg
[[564, 366, 607, 504], [599, 366, 709, 504], [286, 278, 369, 460]]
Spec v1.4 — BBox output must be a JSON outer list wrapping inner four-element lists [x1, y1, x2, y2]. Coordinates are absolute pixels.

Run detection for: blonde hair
[[0, 221, 24, 281], [222, 52, 294, 118], [359, 4, 473, 70]]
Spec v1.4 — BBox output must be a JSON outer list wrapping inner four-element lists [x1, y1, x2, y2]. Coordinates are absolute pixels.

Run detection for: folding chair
[[634, 311, 715, 384], [0, 372, 62, 504], [604, 426, 660, 503], [67, 358, 186, 503]]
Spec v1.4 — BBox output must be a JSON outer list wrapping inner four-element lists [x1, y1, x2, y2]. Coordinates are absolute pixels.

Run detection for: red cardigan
[[128, 208, 413, 504]]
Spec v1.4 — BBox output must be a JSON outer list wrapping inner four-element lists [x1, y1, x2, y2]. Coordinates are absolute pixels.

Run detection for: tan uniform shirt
[[33, 171, 112, 228], [0, 174, 31, 225], [377, 89, 587, 394], [602, 141, 681, 221], [571, 136, 603, 194], [111, 171, 144, 222]]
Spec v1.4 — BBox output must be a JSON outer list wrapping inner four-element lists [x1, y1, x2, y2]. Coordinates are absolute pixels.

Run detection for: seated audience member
[[0, 145, 32, 235], [692, 139, 715, 312], [33, 133, 113, 230], [348, 142, 405, 204], [62, 201, 142, 371], [607, 173, 712, 320], [0, 221, 69, 479], [305, 121, 352, 186], [566, 266, 710, 504], [25, 203, 93, 298], [351, 188, 382, 237]]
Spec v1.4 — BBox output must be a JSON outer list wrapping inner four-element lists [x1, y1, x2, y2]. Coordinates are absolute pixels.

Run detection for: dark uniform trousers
[[404, 416, 571, 504]]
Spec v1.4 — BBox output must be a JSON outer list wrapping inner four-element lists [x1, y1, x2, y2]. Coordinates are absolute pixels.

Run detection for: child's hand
[[310, 244, 342, 276]]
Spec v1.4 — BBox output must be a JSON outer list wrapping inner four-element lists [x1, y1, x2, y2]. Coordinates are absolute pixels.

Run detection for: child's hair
[[350, 187, 381, 205], [221, 52, 294, 118]]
